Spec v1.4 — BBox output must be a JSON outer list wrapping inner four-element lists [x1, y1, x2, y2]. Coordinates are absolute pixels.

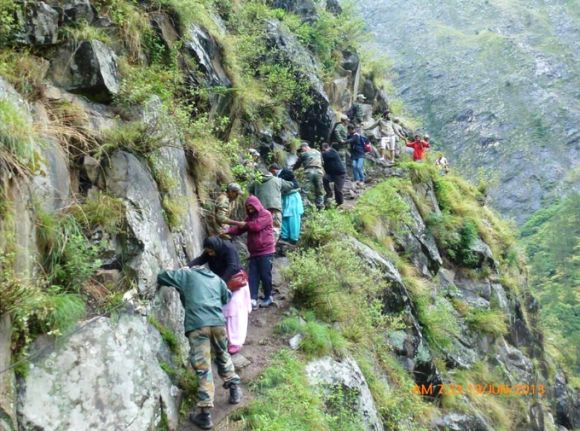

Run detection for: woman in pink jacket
[[227, 196, 276, 309]]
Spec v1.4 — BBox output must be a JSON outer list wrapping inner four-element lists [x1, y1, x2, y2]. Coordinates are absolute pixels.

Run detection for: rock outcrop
[[306, 356, 384, 431], [18, 315, 180, 431]]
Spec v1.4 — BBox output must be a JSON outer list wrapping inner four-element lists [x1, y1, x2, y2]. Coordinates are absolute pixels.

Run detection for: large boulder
[[394, 197, 443, 277], [0, 314, 16, 431], [61, 0, 96, 24], [306, 356, 384, 431], [100, 150, 178, 297], [265, 20, 335, 144], [553, 373, 580, 430], [49, 40, 120, 102], [16, 1, 59, 46], [18, 315, 180, 431], [183, 24, 232, 118]]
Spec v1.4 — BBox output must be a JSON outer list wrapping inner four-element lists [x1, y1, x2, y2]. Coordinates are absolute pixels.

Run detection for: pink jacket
[[227, 196, 276, 257]]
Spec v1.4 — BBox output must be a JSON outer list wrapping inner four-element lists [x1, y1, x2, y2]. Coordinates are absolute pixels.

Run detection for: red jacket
[[406, 140, 430, 161], [227, 196, 275, 257]]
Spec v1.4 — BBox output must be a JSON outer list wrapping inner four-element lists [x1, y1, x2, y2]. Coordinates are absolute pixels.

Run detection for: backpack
[[360, 134, 372, 153]]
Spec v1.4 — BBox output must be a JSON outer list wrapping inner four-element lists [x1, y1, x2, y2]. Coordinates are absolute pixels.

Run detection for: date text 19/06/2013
[[412, 384, 545, 397]]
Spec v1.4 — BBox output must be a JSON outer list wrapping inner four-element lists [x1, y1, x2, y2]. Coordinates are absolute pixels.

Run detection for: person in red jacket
[[406, 134, 430, 161], [227, 196, 276, 309]]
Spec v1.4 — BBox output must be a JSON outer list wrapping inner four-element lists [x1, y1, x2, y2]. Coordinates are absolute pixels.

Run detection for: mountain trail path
[[178, 257, 292, 431], [178, 167, 382, 430]]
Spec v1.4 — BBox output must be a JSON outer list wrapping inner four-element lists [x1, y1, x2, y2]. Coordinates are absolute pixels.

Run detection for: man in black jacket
[[322, 142, 346, 207]]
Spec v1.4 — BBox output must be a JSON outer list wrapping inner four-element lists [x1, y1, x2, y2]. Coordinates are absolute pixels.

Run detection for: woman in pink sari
[[188, 236, 251, 354]]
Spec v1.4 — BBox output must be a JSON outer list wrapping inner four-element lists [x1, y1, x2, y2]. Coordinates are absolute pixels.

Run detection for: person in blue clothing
[[346, 124, 366, 187], [269, 163, 304, 244]]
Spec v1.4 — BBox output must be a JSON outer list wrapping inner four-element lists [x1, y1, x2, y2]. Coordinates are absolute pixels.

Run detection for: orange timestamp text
[[412, 383, 545, 397]]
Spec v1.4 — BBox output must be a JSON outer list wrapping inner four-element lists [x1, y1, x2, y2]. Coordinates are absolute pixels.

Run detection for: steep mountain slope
[[0, 1, 578, 431], [521, 192, 580, 388], [358, 0, 580, 223]]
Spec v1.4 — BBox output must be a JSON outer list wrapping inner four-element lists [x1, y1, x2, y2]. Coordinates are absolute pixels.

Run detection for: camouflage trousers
[[188, 326, 240, 408]]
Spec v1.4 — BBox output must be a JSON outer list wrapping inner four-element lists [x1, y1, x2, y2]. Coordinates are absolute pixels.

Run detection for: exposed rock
[[0, 314, 16, 431], [306, 356, 384, 431], [327, 76, 351, 111], [150, 12, 179, 51], [289, 334, 303, 350], [495, 340, 533, 383], [62, 0, 95, 24], [433, 412, 494, 431], [553, 373, 580, 430], [265, 20, 335, 144], [347, 237, 403, 286], [32, 139, 71, 212], [232, 354, 251, 369], [468, 238, 497, 269], [151, 286, 188, 364], [101, 150, 178, 297], [454, 277, 491, 301], [18, 315, 179, 431], [325, 0, 342, 15], [395, 196, 442, 276], [413, 181, 441, 215], [49, 40, 120, 102], [184, 24, 232, 117], [272, 0, 318, 22], [17, 2, 59, 46]]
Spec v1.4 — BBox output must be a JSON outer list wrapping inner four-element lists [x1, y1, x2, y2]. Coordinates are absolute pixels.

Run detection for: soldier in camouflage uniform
[[158, 266, 242, 430], [332, 114, 349, 166], [293, 142, 325, 210], [209, 183, 243, 236]]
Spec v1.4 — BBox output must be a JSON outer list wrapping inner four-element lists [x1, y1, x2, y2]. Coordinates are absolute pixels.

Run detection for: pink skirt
[[223, 284, 251, 346]]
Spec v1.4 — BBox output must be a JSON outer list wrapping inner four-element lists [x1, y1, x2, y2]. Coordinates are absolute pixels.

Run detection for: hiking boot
[[251, 299, 258, 310], [259, 296, 273, 308], [190, 411, 213, 429], [228, 383, 242, 404]]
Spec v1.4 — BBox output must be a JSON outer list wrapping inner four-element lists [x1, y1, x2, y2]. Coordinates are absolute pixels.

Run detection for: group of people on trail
[[155, 92, 450, 430]]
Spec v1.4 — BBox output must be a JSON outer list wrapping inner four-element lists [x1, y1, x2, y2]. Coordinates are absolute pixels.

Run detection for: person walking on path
[[188, 236, 251, 355], [435, 153, 449, 175], [157, 266, 242, 430], [248, 171, 293, 242], [226, 196, 276, 309], [269, 164, 304, 244], [322, 142, 346, 207], [406, 134, 430, 161], [346, 124, 366, 187], [332, 114, 349, 166], [293, 142, 325, 210], [364, 111, 405, 164], [209, 183, 243, 236]]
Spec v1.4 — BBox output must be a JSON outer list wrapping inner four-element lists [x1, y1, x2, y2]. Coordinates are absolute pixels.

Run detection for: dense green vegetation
[[521, 193, 580, 387]]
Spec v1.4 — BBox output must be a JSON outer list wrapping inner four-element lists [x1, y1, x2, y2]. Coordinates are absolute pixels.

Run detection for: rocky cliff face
[[358, 0, 580, 223], [0, 1, 577, 431]]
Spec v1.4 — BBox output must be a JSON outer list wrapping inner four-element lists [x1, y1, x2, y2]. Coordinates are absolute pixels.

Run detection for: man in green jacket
[[158, 267, 242, 430], [248, 172, 293, 241]]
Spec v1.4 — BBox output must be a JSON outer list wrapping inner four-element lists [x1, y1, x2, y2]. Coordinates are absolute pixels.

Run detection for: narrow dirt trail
[[179, 165, 383, 430], [178, 257, 292, 431]]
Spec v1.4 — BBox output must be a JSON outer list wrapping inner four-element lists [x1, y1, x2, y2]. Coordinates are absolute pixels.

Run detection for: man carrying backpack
[[157, 266, 242, 430], [346, 124, 366, 187]]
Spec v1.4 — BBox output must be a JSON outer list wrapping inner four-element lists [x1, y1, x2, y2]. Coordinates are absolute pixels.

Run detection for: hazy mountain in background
[[359, 0, 580, 223]]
